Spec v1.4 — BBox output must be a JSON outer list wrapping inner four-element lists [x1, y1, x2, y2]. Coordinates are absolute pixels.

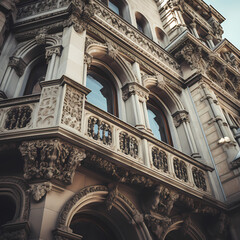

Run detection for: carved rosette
[[152, 147, 168, 172], [119, 132, 138, 158], [88, 116, 112, 145], [61, 85, 84, 132], [192, 167, 207, 191], [19, 139, 86, 184], [5, 106, 32, 130], [122, 82, 149, 102], [8, 56, 27, 77], [173, 158, 188, 182]]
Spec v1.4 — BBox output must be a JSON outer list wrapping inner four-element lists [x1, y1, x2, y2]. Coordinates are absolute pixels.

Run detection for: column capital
[[172, 110, 189, 127], [45, 45, 63, 63], [122, 82, 149, 101], [8, 56, 27, 77]]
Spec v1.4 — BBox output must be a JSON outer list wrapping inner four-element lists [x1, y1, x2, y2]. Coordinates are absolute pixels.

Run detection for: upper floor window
[[135, 12, 153, 39], [155, 27, 168, 48], [147, 100, 172, 145], [100, 0, 131, 22], [24, 59, 47, 95], [86, 66, 118, 116]]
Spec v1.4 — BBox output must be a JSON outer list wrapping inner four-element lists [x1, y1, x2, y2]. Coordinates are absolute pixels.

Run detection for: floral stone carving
[[192, 167, 207, 191], [61, 85, 84, 132], [19, 139, 86, 184], [173, 158, 188, 182], [152, 147, 168, 172], [5, 106, 32, 130], [88, 116, 112, 145], [119, 132, 138, 158], [29, 182, 53, 202]]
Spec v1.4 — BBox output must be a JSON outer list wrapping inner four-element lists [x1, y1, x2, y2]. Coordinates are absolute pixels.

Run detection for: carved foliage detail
[[192, 167, 207, 191], [173, 158, 188, 182], [61, 85, 84, 132], [5, 106, 32, 130], [152, 147, 168, 172], [30, 182, 53, 202], [88, 116, 112, 145], [19, 139, 86, 184], [119, 132, 138, 158], [37, 86, 59, 127], [8, 56, 27, 77]]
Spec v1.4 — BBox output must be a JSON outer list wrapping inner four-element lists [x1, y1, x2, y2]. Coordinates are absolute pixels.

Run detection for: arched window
[[135, 12, 153, 39], [155, 27, 168, 47], [0, 195, 16, 227], [100, 0, 131, 22], [24, 59, 47, 95], [147, 99, 172, 145], [86, 66, 118, 116]]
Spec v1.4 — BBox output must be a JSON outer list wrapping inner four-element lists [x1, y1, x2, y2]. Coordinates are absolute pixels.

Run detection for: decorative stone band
[[19, 138, 86, 184], [119, 131, 138, 159], [122, 82, 149, 101], [172, 110, 189, 128], [8, 56, 27, 77], [5, 106, 32, 130], [88, 116, 112, 145], [152, 147, 168, 172], [173, 158, 188, 182]]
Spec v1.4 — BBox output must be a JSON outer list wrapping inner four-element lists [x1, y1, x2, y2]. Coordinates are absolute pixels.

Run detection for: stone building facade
[[0, 0, 239, 239]]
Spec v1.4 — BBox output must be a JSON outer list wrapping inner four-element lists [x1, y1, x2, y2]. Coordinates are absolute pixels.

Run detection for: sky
[[203, 0, 240, 50]]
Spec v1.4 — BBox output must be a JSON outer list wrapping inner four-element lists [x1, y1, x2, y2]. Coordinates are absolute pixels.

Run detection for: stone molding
[[19, 138, 86, 184]]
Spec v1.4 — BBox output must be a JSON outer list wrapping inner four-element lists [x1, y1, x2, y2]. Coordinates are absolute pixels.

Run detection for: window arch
[[147, 98, 172, 145], [24, 58, 47, 95], [86, 66, 118, 116], [100, 0, 131, 23], [155, 27, 168, 48], [135, 12, 153, 39]]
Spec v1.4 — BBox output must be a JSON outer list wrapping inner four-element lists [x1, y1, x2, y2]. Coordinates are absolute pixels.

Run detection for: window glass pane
[[86, 75, 108, 112], [137, 21, 144, 33], [109, 0, 120, 15], [148, 109, 162, 140]]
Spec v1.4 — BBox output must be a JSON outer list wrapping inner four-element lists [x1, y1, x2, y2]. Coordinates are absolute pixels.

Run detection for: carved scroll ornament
[[19, 139, 86, 184]]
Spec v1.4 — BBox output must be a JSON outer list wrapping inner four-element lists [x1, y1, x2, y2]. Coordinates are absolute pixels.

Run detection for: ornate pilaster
[[19, 138, 86, 184], [8, 56, 27, 77]]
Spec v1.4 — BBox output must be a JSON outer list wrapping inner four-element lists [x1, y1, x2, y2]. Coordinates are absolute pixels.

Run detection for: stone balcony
[[0, 77, 214, 199]]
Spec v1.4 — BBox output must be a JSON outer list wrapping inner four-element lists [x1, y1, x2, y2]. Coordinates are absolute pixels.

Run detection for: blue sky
[[204, 0, 240, 49]]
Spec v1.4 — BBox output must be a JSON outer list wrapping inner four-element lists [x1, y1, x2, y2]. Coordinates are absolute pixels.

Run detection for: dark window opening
[[0, 195, 16, 227], [24, 59, 47, 95], [135, 12, 153, 39]]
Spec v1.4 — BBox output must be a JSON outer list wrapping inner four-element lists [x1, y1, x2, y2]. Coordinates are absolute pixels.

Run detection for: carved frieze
[[37, 86, 59, 127], [8, 56, 27, 77], [192, 167, 207, 191], [61, 85, 84, 132], [152, 147, 168, 172], [88, 116, 112, 145], [119, 132, 138, 158], [5, 106, 32, 130], [83, 152, 154, 187], [173, 158, 188, 182], [19, 139, 86, 184]]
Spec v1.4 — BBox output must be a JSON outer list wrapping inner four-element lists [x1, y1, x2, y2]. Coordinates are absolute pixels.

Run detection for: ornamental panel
[[173, 158, 188, 182], [119, 132, 138, 158], [152, 147, 168, 172], [192, 167, 207, 191]]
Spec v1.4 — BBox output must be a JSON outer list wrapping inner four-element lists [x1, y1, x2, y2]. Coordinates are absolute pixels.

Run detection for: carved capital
[[106, 184, 118, 211], [122, 82, 149, 101], [35, 28, 47, 45], [29, 182, 52, 202], [106, 42, 119, 60], [45, 45, 63, 63], [84, 52, 93, 69], [8, 56, 27, 77], [156, 74, 167, 89], [19, 139, 86, 184], [172, 110, 189, 127]]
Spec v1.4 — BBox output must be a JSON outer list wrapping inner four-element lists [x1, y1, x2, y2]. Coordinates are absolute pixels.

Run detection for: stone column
[[206, 34, 215, 49], [190, 22, 199, 38]]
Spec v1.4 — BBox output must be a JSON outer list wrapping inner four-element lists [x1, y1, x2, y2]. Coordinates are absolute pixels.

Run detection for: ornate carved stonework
[[83, 152, 154, 187], [122, 82, 149, 101], [8, 56, 27, 77], [45, 45, 63, 63], [84, 52, 93, 68], [19, 139, 86, 184], [119, 132, 138, 158], [106, 42, 119, 60], [88, 116, 112, 145], [173, 158, 188, 182], [35, 28, 47, 45], [106, 185, 118, 211], [61, 85, 84, 132], [5, 106, 32, 130], [37, 86, 59, 127], [209, 18, 223, 41], [172, 110, 189, 128], [29, 182, 53, 202], [192, 167, 207, 191], [152, 147, 168, 172]]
